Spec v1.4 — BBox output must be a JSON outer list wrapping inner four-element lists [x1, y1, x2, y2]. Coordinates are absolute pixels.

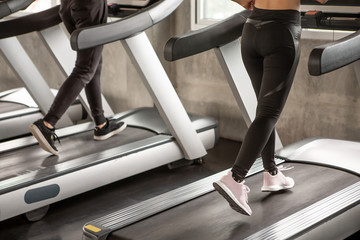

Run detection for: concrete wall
[[1, 2, 359, 146]]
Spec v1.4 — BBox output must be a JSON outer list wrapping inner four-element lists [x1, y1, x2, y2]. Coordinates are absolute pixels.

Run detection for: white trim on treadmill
[[279, 138, 360, 175], [122, 32, 207, 160]]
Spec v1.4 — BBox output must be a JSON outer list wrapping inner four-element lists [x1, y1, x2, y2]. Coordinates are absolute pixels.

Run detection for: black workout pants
[[232, 8, 301, 177], [44, 0, 108, 126]]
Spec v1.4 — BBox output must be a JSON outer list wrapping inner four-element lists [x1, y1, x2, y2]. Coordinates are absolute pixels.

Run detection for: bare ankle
[[43, 120, 54, 129], [96, 121, 106, 129]]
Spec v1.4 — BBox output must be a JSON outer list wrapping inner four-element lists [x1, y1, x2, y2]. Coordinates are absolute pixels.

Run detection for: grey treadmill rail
[[245, 181, 360, 240], [308, 29, 360, 76], [70, 0, 184, 50], [164, 10, 251, 62], [0, 5, 61, 39]]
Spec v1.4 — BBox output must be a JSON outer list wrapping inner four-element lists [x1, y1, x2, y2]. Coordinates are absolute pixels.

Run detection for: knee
[[71, 65, 96, 85], [256, 104, 281, 121]]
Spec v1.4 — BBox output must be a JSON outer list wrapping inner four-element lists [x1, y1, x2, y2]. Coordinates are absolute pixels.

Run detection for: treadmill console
[[302, 0, 360, 6], [301, 0, 360, 14], [108, 0, 158, 18], [301, 11, 360, 31]]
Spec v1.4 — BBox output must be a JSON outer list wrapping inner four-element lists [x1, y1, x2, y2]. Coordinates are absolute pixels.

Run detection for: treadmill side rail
[[0, 128, 215, 221], [245, 181, 360, 240]]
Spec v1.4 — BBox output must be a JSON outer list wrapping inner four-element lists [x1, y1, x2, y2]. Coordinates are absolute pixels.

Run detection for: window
[[191, 0, 359, 39], [191, 0, 244, 30], [25, 0, 60, 12]]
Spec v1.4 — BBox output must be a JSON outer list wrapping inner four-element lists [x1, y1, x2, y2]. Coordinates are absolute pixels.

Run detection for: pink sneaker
[[261, 166, 295, 192], [213, 171, 252, 216]]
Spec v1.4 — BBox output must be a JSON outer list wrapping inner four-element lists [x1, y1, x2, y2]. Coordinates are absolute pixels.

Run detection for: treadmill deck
[[109, 163, 359, 240]]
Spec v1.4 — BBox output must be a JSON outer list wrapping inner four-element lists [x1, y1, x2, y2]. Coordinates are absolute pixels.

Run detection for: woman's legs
[[232, 20, 301, 181], [44, 0, 108, 126], [30, 0, 125, 155], [44, 44, 106, 126], [213, 8, 301, 215]]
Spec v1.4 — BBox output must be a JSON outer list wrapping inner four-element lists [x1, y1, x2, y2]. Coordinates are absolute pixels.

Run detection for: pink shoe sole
[[213, 181, 251, 216], [261, 183, 294, 192]]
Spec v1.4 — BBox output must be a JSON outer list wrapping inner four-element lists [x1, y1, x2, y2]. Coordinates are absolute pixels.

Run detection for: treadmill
[[0, 0, 218, 222], [80, 7, 360, 240], [0, 0, 88, 141], [0, 0, 33, 19]]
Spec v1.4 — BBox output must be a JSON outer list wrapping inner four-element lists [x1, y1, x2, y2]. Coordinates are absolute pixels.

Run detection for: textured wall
[[0, 51, 22, 91], [0, 32, 66, 91], [279, 39, 360, 144], [1, 2, 359, 146]]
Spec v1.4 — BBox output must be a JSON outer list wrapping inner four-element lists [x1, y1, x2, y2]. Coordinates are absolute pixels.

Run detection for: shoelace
[[242, 184, 251, 203], [94, 120, 109, 132], [51, 132, 61, 145], [277, 164, 294, 171]]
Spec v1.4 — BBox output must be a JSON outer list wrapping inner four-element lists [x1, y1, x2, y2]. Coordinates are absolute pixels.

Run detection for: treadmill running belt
[[0, 127, 155, 192], [108, 163, 359, 240]]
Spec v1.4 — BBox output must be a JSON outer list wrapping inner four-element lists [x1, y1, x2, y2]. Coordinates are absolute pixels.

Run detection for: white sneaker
[[261, 166, 295, 192]]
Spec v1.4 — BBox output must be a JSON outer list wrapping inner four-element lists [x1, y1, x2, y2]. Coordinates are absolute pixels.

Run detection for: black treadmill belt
[[0, 127, 156, 191], [109, 163, 359, 240]]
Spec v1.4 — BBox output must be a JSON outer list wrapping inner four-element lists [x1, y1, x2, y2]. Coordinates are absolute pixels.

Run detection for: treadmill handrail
[[164, 10, 251, 62], [0, 0, 34, 19], [308, 29, 360, 76], [70, 0, 183, 50], [0, 5, 61, 39]]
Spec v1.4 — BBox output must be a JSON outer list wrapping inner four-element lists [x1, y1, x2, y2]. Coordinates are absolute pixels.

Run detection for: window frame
[[4, 0, 60, 18]]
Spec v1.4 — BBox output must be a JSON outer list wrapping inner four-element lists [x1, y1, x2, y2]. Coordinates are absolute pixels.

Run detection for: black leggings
[[44, 0, 108, 126], [232, 7, 301, 178]]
